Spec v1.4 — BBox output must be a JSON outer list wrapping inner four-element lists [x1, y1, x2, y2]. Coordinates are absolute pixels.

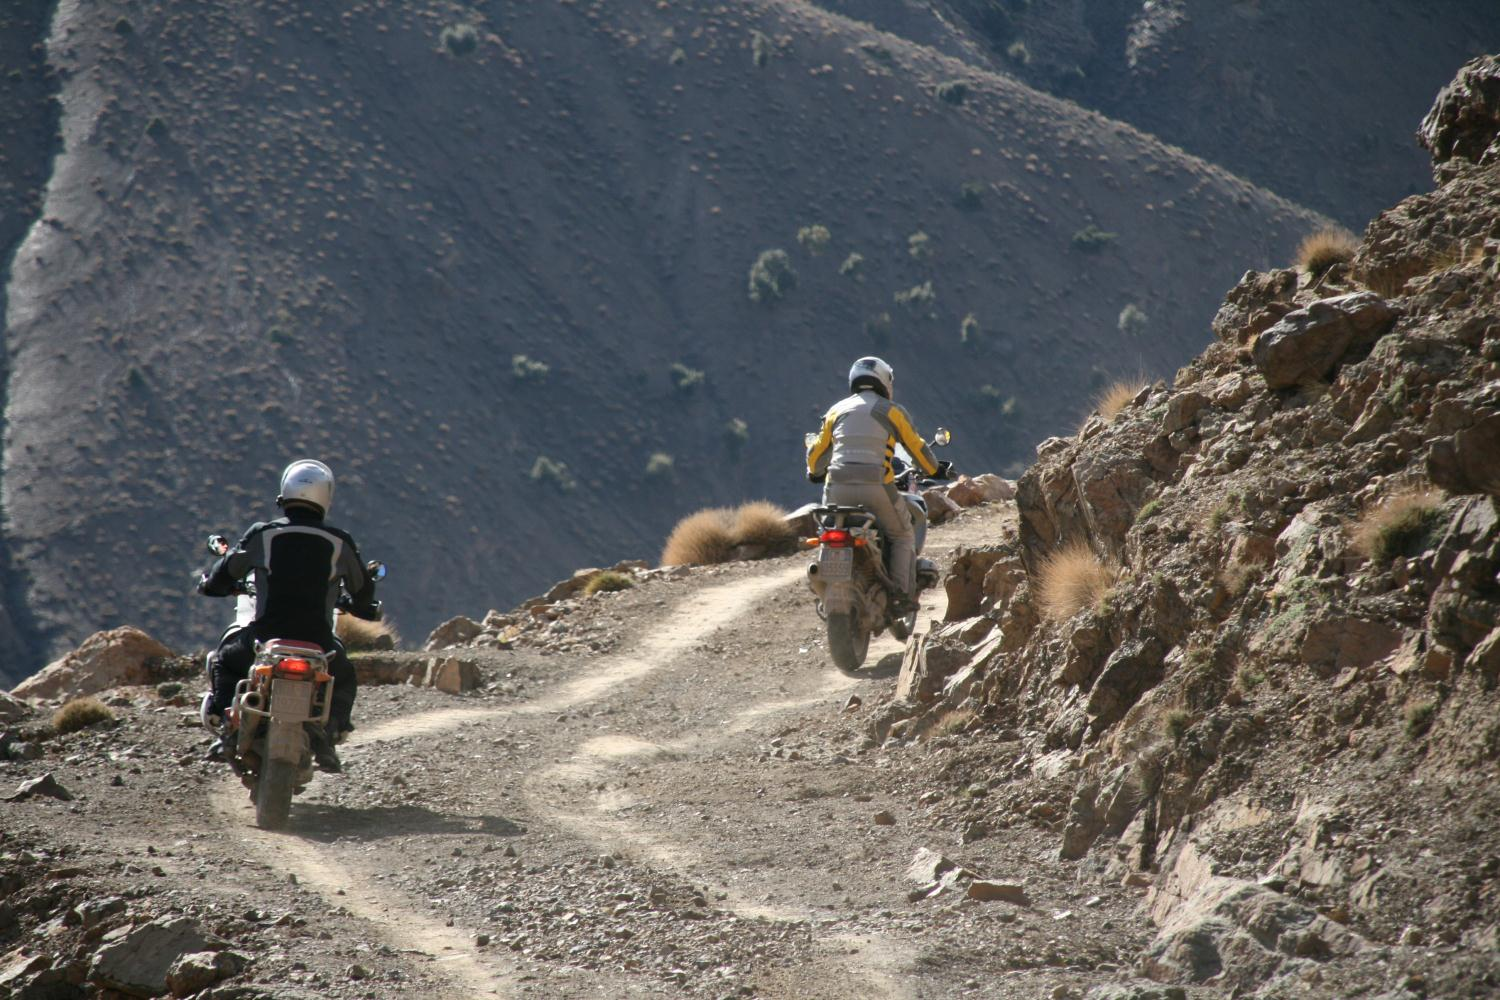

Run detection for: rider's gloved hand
[[934, 460, 955, 480], [808, 472, 826, 485]]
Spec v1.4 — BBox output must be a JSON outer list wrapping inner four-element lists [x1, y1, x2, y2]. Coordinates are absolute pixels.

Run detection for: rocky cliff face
[[890, 56, 1500, 996]]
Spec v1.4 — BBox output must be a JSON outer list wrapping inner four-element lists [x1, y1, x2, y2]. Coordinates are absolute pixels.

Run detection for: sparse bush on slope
[[583, 571, 634, 596], [53, 697, 113, 735], [337, 612, 401, 651], [441, 23, 479, 57], [797, 224, 831, 255], [1296, 227, 1359, 276], [748, 249, 796, 303], [730, 501, 795, 549], [1348, 484, 1446, 563], [660, 502, 795, 566], [1035, 541, 1120, 621], [661, 508, 735, 566], [1092, 378, 1146, 422], [1072, 225, 1117, 252]]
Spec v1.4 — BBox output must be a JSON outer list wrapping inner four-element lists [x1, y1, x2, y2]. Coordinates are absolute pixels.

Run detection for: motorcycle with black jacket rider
[[197, 460, 379, 769]]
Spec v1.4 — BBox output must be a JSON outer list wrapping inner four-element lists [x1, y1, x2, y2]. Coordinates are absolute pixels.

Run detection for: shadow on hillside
[[285, 803, 524, 843]]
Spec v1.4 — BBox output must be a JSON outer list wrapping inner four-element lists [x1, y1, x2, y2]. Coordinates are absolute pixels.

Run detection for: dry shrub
[[661, 508, 736, 566], [1349, 485, 1445, 563], [731, 501, 794, 548], [1295, 227, 1359, 276], [53, 697, 114, 735], [661, 502, 794, 566], [336, 612, 401, 651], [1036, 542, 1120, 621], [1093, 378, 1147, 423], [927, 707, 975, 740], [584, 570, 635, 596]]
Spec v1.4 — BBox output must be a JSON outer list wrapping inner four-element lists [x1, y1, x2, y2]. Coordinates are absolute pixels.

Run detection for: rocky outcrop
[[883, 59, 1500, 999], [11, 627, 173, 702], [1250, 292, 1396, 389], [1419, 54, 1500, 182], [89, 915, 230, 997]]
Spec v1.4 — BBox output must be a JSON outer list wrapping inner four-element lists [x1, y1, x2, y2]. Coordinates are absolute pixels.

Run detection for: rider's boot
[[309, 722, 344, 773], [201, 693, 230, 763]]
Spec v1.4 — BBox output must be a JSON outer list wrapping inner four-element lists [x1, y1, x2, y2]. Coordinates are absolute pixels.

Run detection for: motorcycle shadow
[[282, 803, 525, 843], [859, 651, 903, 679]]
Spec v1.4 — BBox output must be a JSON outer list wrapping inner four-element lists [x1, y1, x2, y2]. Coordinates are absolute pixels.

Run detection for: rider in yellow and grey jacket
[[806, 357, 949, 608]]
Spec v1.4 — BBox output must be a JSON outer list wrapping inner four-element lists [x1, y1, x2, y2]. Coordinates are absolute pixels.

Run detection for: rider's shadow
[[285, 803, 525, 842]]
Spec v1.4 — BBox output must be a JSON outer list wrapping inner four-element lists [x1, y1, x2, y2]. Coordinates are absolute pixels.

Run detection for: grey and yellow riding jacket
[[806, 390, 939, 485]]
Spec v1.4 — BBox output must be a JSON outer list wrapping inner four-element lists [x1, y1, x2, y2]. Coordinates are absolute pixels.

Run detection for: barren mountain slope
[[815, 0, 1500, 227], [0, 0, 59, 685], [2, 0, 1323, 677]]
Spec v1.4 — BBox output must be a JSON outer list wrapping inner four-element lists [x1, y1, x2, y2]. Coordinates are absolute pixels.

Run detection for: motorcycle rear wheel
[[827, 611, 870, 673], [254, 758, 296, 831]]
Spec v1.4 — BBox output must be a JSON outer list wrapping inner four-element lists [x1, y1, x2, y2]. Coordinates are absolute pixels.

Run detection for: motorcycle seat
[[260, 638, 327, 655]]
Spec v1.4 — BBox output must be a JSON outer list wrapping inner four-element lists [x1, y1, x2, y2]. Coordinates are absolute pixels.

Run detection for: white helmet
[[848, 356, 894, 398], [278, 459, 334, 516]]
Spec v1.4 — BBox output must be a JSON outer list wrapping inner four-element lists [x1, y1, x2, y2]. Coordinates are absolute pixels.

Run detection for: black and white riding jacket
[[198, 507, 376, 643]]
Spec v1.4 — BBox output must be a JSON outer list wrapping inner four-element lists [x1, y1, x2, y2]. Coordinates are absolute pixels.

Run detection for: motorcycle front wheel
[[827, 611, 871, 673], [254, 757, 296, 831]]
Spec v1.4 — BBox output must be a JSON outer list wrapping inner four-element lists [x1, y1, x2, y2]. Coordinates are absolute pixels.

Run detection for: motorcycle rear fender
[[266, 717, 307, 766], [820, 580, 855, 614]]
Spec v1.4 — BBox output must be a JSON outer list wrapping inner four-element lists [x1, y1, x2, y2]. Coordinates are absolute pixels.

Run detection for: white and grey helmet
[[848, 356, 894, 399], [277, 459, 334, 516]]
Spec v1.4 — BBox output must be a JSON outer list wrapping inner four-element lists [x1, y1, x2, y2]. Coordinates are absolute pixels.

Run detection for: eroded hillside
[[813, 0, 1500, 227], [2, 0, 1324, 674]]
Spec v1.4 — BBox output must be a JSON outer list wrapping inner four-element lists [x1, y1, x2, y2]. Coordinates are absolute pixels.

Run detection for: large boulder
[[11, 626, 173, 702], [423, 656, 483, 694], [895, 635, 971, 706], [89, 916, 224, 997], [1428, 411, 1500, 496], [1211, 268, 1299, 345], [1250, 292, 1397, 390], [0, 690, 31, 723], [1418, 54, 1500, 183], [1144, 843, 1361, 988], [424, 614, 483, 651]]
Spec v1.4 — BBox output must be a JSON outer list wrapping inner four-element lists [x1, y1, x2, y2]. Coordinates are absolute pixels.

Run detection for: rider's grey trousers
[[824, 481, 917, 598]]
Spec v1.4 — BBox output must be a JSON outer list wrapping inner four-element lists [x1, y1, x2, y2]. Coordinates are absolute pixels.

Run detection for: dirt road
[[4, 503, 1152, 997]]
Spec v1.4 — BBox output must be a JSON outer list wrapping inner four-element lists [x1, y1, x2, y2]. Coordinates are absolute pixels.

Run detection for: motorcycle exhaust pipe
[[240, 691, 264, 713]]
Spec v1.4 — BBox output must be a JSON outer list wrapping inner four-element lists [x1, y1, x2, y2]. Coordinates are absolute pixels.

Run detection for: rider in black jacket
[[197, 459, 379, 771]]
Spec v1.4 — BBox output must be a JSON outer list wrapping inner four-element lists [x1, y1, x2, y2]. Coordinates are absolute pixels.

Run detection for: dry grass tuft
[[661, 502, 794, 566], [1349, 485, 1446, 563], [927, 707, 976, 740], [584, 571, 635, 596], [1036, 542, 1121, 622], [1295, 227, 1359, 276], [53, 697, 114, 735], [1093, 378, 1148, 423], [661, 508, 736, 566], [731, 501, 795, 548], [337, 613, 401, 652]]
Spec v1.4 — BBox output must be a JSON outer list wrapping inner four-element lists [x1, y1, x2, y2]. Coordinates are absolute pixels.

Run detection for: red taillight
[[820, 529, 852, 547], [273, 657, 313, 679]]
